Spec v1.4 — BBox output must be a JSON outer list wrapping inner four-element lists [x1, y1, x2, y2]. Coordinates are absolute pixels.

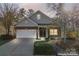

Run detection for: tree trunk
[[6, 27, 10, 35]]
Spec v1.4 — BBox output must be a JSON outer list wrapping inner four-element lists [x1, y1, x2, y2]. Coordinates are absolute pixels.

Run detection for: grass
[[0, 34, 14, 46], [0, 39, 11, 46]]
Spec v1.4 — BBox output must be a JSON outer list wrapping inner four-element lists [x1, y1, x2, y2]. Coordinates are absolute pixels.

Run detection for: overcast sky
[[19, 3, 79, 18]]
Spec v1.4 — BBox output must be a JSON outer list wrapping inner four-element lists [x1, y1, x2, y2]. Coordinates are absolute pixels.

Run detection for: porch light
[[50, 29, 58, 35]]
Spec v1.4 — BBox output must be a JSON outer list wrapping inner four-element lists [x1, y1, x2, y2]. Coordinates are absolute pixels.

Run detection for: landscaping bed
[[33, 41, 56, 56], [33, 39, 79, 56]]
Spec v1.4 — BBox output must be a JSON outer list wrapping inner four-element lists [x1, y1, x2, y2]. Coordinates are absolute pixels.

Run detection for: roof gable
[[29, 11, 53, 25]]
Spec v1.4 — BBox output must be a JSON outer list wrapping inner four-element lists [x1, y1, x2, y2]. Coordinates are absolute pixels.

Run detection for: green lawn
[[0, 34, 15, 46], [0, 39, 11, 46]]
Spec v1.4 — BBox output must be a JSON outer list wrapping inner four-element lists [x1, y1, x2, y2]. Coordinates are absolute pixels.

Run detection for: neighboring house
[[15, 11, 61, 40]]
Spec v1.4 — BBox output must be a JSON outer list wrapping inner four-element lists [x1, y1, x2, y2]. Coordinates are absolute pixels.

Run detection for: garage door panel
[[16, 29, 36, 38]]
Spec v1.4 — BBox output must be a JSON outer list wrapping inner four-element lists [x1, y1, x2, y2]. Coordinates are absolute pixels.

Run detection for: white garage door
[[16, 29, 36, 38]]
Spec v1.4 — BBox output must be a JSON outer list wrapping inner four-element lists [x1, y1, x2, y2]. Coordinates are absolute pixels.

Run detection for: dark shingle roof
[[15, 18, 38, 27], [15, 10, 54, 27], [29, 11, 53, 25]]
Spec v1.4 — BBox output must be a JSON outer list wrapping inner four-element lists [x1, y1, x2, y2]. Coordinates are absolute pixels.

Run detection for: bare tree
[[26, 9, 34, 17], [18, 8, 26, 18], [0, 3, 25, 35], [68, 5, 79, 31], [47, 3, 79, 40], [47, 3, 68, 42], [67, 5, 79, 38]]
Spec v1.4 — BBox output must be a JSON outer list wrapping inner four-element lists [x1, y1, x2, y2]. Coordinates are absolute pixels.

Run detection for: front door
[[39, 27, 46, 37]]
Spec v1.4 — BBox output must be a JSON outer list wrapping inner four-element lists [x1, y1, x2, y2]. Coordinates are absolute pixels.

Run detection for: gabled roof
[[29, 11, 53, 25], [15, 18, 38, 27], [15, 10, 55, 27]]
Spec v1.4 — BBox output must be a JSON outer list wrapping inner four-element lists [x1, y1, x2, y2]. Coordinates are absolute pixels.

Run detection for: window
[[50, 29, 58, 35], [37, 14, 41, 20], [39, 28, 46, 37]]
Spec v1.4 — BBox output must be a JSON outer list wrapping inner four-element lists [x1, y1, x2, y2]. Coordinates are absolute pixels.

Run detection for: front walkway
[[0, 38, 34, 56]]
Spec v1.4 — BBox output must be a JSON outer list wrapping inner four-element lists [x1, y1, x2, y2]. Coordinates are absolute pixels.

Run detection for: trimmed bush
[[34, 41, 55, 55]]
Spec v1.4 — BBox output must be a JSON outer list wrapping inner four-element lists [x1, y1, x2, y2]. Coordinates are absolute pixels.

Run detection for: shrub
[[0, 34, 15, 40], [66, 31, 77, 40], [45, 38, 49, 41], [34, 41, 55, 55]]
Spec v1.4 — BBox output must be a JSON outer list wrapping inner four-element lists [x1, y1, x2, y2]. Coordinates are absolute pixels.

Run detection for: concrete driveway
[[0, 38, 34, 56]]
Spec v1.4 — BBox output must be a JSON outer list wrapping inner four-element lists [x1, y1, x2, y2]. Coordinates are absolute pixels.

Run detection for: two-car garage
[[15, 17, 38, 39], [16, 29, 36, 38]]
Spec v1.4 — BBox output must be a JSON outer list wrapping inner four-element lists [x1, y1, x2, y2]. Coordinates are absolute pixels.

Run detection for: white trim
[[16, 29, 36, 38], [46, 28, 48, 38]]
